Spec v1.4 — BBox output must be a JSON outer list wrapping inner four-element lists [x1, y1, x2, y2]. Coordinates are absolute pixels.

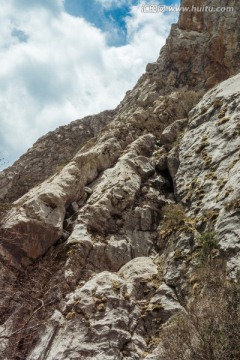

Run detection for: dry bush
[[0, 206, 64, 359], [0, 202, 13, 222], [0, 246, 63, 360], [159, 203, 188, 239], [177, 89, 203, 117], [158, 265, 240, 360], [161, 203, 186, 228]]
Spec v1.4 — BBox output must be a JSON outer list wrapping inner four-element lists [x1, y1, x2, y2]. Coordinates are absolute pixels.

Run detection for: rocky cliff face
[[0, 0, 240, 359]]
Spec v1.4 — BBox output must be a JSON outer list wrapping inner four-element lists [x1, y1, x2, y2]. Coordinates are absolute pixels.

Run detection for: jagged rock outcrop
[[119, 0, 240, 111], [0, 110, 116, 202], [1, 0, 239, 203], [0, 90, 193, 263], [0, 0, 240, 359]]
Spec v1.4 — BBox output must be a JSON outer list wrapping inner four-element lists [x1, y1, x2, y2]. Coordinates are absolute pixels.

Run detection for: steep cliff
[[0, 0, 240, 359]]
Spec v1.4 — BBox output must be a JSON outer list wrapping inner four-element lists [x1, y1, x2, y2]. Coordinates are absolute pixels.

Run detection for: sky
[[0, 0, 179, 170]]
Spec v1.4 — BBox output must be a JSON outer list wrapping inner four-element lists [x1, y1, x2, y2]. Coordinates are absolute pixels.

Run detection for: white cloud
[[0, 0, 178, 169]]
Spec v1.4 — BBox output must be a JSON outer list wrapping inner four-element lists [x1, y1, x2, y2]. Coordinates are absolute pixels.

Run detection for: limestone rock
[[0, 1, 240, 359], [26, 262, 163, 360], [176, 73, 240, 273], [159, 118, 187, 146]]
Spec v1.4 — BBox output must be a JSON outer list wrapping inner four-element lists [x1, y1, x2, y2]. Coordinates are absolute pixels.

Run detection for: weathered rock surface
[[176, 73, 240, 275], [0, 0, 240, 359]]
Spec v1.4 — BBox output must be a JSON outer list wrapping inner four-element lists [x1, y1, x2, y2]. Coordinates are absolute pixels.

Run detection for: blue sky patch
[[64, 0, 179, 46], [12, 28, 29, 43]]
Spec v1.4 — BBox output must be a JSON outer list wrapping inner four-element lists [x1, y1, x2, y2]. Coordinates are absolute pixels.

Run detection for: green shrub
[[198, 231, 218, 264]]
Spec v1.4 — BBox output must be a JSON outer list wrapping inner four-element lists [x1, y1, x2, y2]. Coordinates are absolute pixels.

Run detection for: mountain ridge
[[0, 1, 240, 359]]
